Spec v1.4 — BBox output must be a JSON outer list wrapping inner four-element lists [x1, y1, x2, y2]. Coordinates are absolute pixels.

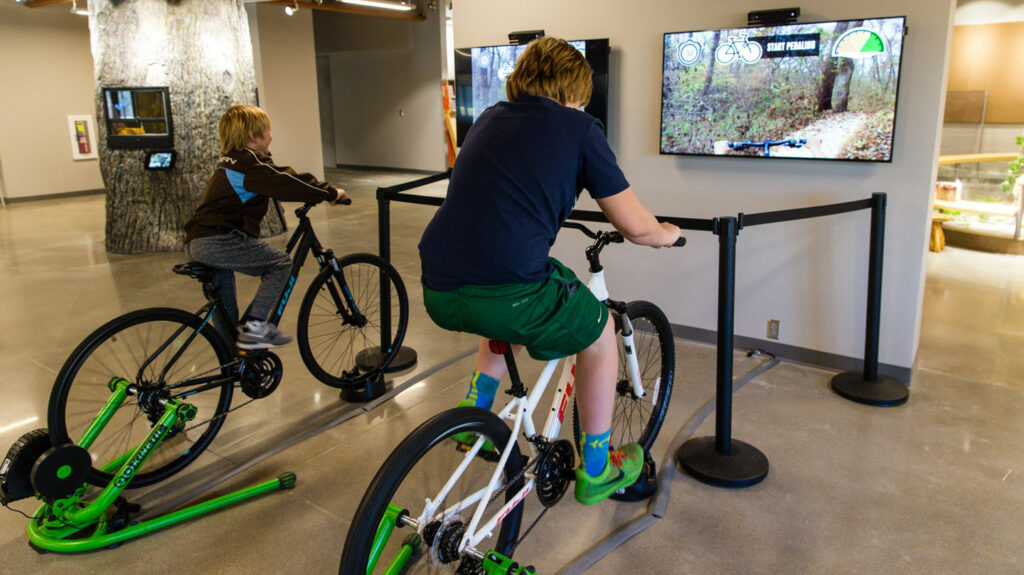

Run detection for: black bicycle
[[46, 200, 409, 489]]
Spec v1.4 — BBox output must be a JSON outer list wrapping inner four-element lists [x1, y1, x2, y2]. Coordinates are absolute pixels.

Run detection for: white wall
[[0, 4, 103, 199], [453, 0, 957, 374], [314, 8, 446, 171], [249, 5, 325, 179]]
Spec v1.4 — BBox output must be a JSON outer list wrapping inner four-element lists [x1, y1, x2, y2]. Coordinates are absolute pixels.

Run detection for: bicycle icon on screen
[[715, 36, 763, 65], [676, 35, 764, 67]]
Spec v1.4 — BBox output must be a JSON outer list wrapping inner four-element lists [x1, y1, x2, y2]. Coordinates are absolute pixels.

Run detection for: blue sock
[[580, 429, 611, 477], [464, 371, 500, 409]]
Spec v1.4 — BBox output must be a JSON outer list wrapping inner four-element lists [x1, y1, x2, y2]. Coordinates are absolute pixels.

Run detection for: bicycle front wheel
[[340, 407, 525, 574], [574, 300, 675, 452], [297, 252, 409, 388], [48, 308, 235, 488]]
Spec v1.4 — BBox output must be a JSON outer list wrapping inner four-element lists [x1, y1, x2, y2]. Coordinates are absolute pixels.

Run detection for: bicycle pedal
[[610, 450, 657, 502], [454, 441, 501, 463]]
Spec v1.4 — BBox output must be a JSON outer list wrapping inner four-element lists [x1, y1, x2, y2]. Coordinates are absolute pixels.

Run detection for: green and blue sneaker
[[574, 443, 644, 505], [452, 400, 499, 461]]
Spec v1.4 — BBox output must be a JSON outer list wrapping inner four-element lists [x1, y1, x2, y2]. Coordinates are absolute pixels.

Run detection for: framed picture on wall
[[67, 115, 98, 161]]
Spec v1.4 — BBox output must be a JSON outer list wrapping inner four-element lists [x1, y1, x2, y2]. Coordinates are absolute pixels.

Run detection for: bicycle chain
[[482, 436, 552, 555], [172, 359, 259, 434]]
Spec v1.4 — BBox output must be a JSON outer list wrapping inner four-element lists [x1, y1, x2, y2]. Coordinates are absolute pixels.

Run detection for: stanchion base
[[676, 436, 769, 488], [830, 371, 908, 407], [356, 346, 418, 374], [340, 373, 387, 403]]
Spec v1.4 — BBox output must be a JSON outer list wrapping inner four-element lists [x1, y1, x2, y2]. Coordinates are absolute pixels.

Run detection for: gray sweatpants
[[185, 230, 292, 326]]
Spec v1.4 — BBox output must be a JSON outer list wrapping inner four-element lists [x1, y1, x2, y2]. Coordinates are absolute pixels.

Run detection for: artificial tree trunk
[[90, 0, 284, 254]]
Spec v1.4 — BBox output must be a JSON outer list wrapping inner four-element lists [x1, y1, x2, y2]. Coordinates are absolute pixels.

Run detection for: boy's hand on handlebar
[[656, 222, 682, 248], [331, 188, 351, 205]]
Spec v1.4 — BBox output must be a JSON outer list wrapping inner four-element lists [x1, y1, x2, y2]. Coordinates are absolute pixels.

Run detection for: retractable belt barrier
[[375, 171, 905, 489]]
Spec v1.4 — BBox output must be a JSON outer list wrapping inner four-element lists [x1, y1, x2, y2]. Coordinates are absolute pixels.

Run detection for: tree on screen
[[817, 20, 857, 113]]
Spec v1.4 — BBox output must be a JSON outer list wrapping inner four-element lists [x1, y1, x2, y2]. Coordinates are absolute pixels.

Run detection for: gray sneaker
[[237, 320, 293, 350]]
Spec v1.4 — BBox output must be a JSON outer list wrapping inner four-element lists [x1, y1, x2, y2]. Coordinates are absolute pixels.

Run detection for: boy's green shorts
[[422, 258, 609, 361]]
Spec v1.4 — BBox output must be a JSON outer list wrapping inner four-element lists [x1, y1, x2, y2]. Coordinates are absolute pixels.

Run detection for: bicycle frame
[[160, 203, 364, 391], [385, 248, 653, 565]]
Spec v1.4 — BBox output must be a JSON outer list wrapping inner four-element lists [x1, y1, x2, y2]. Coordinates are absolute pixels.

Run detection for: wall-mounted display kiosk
[[102, 86, 174, 150]]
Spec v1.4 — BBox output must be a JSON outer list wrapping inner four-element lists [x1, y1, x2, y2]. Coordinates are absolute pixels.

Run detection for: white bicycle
[[339, 222, 685, 573]]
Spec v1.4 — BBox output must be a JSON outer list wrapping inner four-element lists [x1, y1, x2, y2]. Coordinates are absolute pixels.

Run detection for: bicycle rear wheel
[[574, 300, 675, 452], [48, 308, 235, 488], [340, 407, 524, 574], [297, 253, 409, 388]]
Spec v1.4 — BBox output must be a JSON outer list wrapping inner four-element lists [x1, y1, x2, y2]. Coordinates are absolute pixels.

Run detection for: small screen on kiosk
[[144, 151, 176, 170]]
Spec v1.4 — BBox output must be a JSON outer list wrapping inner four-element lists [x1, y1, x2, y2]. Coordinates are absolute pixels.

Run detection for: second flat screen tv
[[661, 16, 906, 162], [454, 39, 610, 146]]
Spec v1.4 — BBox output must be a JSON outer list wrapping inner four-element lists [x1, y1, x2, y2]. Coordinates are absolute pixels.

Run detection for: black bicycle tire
[[339, 407, 524, 574], [573, 300, 675, 452], [48, 307, 234, 488], [296, 252, 409, 389]]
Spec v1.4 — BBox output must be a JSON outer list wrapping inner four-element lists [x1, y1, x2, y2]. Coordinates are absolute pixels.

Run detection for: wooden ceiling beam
[[264, 1, 425, 21], [24, 0, 74, 7]]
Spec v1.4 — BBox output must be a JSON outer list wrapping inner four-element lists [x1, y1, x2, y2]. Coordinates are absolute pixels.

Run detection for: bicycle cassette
[[535, 439, 575, 507], [238, 351, 283, 399], [428, 515, 466, 565]]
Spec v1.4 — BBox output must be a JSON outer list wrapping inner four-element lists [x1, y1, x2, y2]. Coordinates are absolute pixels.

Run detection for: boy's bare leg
[[573, 317, 617, 435], [473, 337, 522, 381]]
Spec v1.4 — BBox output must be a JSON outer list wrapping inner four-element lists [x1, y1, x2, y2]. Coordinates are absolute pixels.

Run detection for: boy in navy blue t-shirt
[[419, 37, 681, 505]]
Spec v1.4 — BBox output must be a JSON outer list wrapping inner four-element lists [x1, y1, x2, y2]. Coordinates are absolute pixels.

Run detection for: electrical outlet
[[767, 319, 780, 340]]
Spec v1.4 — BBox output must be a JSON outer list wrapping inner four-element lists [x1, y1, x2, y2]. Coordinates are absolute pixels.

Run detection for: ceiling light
[[284, 1, 298, 15], [341, 0, 414, 11], [70, 0, 88, 15]]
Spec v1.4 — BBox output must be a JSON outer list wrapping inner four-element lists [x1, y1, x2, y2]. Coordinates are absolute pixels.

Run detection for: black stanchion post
[[347, 188, 415, 402], [830, 192, 908, 406], [677, 216, 769, 487]]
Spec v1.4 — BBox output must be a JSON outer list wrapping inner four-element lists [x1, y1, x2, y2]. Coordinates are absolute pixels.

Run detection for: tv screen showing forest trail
[[660, 17, 905, 162]]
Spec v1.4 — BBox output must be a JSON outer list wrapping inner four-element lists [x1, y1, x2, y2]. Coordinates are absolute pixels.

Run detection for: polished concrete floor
[[1, 170, 1023, 574]]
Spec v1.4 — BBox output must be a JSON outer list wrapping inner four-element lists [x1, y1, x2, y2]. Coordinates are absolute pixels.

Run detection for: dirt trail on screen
[[774, 112, 869, 158]]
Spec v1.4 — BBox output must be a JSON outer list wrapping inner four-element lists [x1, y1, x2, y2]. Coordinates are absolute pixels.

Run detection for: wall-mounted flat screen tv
[[454, 38, 610, 146], [660, 17, 906, 162], [102, 86, 174, 149]]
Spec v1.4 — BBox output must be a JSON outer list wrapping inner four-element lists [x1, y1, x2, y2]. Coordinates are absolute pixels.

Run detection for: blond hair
[[505, 37, 592, 107], [218, 104, 271, 155]]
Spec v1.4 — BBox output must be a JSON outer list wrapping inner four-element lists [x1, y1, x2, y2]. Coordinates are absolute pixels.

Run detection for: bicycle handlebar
[[296, 196, 351, 218], [728, 138, 807, 152], [562, 221, 686, 248]]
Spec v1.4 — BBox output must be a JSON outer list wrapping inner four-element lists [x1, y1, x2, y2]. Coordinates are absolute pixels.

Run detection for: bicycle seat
[[173, 262, 217, 282], [488, 340, 512, 354]]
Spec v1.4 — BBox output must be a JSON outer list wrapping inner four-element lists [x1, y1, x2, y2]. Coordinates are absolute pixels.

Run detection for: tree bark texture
[[91, 0, 284, 254], [816, 20, 854, 113]]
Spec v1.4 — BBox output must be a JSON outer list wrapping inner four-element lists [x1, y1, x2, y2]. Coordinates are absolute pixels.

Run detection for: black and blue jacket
[[184, 148, 336, 242]]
